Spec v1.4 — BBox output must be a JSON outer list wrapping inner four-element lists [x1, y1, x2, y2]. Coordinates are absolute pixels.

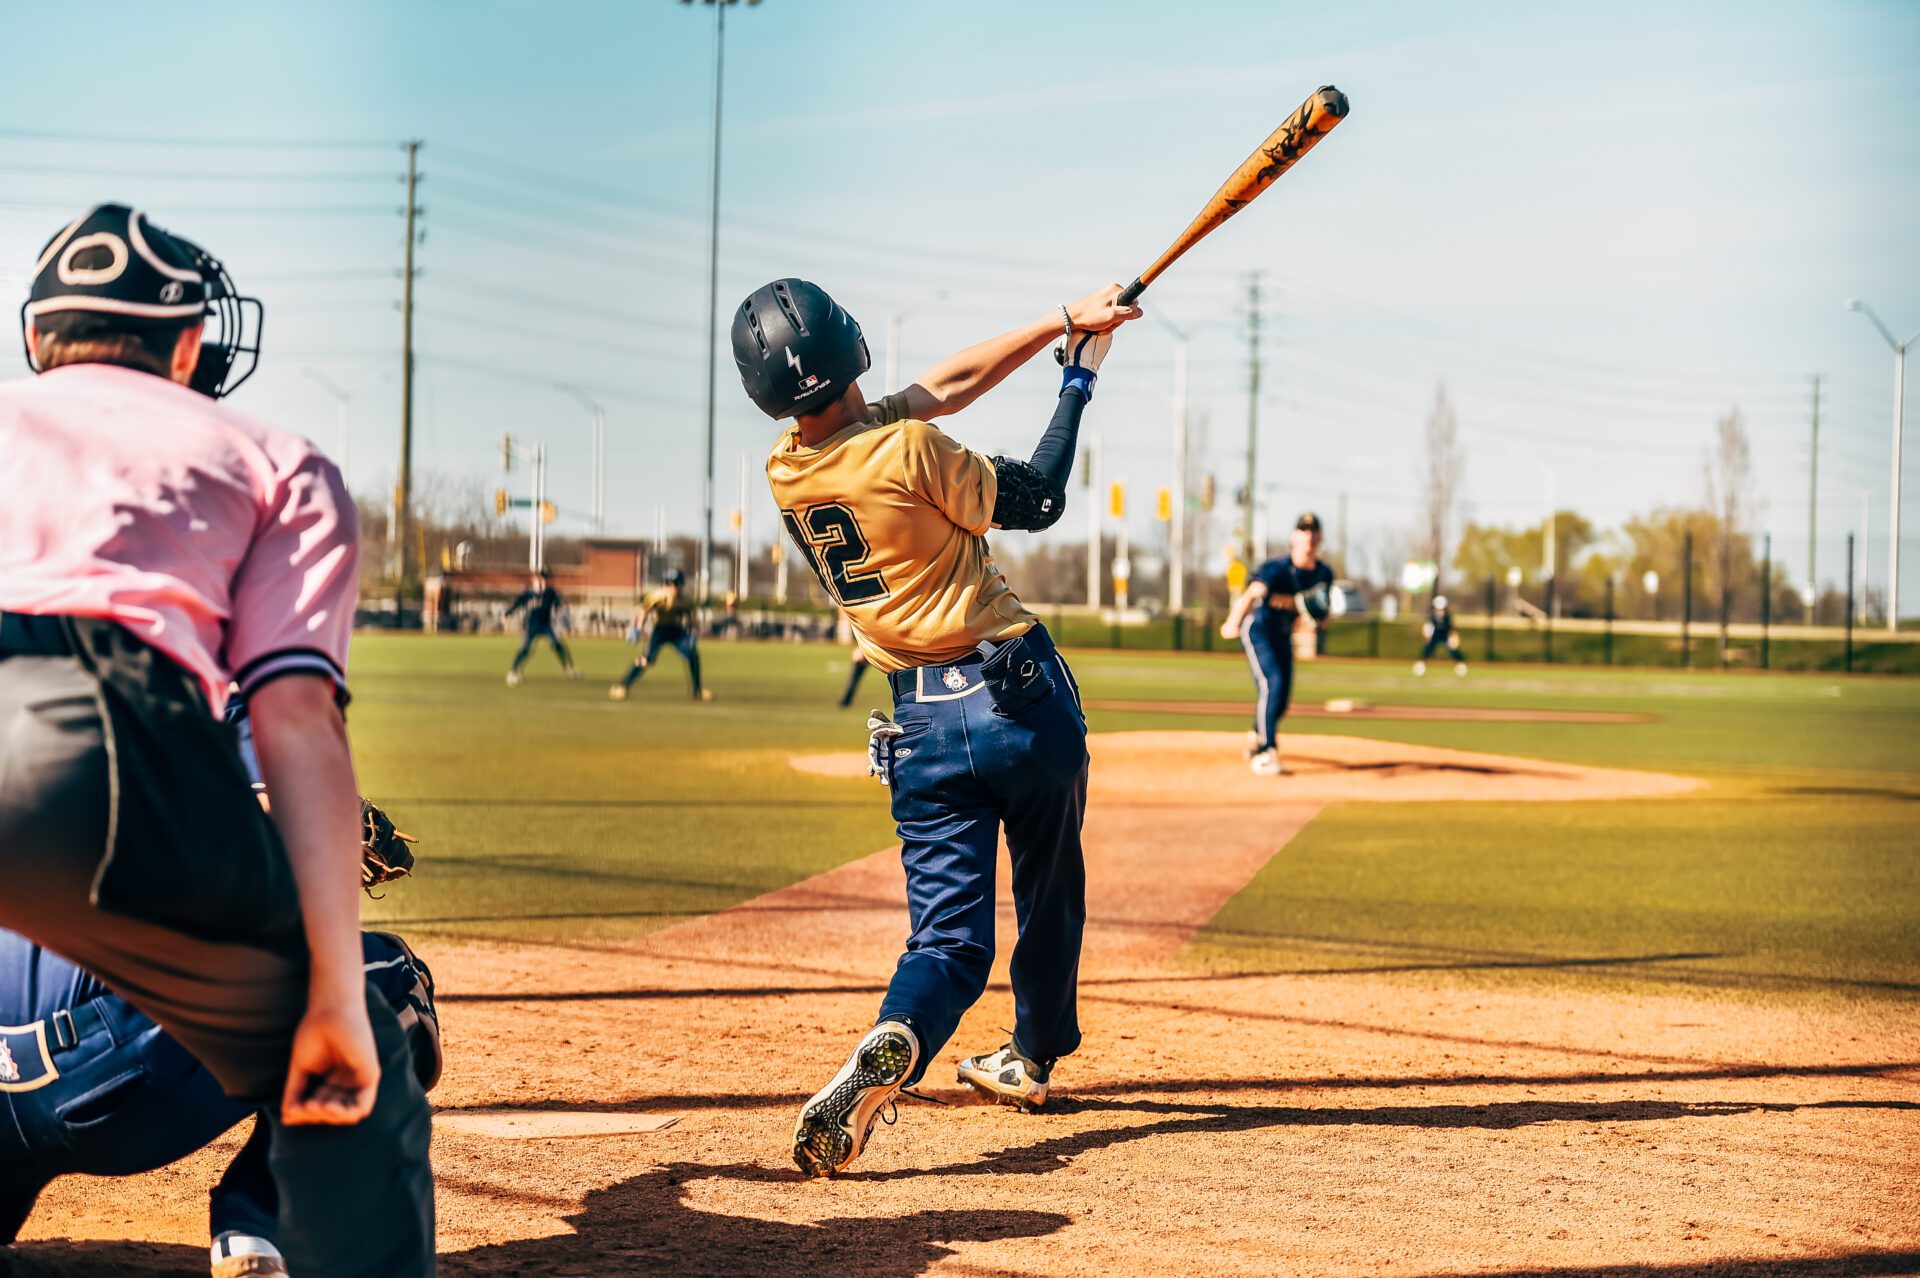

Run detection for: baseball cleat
[[793, 1020, 919, 1178], [608, 684, 628, 701], [1249, 748, 1285, 776], [696, 688, 716, 702], [566, 665, 583, 680], [211, 1231, 288, 1278], [1455, 662, 1468, 677], [1412, 660, 1426, 676], [505, 670, 522, 687], [957, 1043, 1050, 1111]]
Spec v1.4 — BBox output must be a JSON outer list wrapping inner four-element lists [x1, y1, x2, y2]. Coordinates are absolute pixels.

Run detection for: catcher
[[0, 757, 436, 1278]]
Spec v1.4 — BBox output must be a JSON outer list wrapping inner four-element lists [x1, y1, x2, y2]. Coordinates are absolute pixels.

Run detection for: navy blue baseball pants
[[877, 624, 1088, 1083], [621, 626, 701, 695], [1240, 612, 1295, 752], [510, 623, 573, 672]]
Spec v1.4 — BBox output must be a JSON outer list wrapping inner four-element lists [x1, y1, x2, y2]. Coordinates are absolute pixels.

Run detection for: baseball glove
[[361, 798, 418, 896]]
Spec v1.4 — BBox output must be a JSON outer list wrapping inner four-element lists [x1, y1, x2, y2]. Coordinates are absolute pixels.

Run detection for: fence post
[[1681, 529, 1693, 669], [1484, 575, 1496, 662], [1760, 533, 1771, 670], [1111, 615, 1121, 650], [1845, 532, 1854, 674], [1543, 576, 1555, 663], [1720, 575, 1732, 669], [1369, 615, 1381, 659], [1604, 576, 1614, 666], [1203, 609, 1214, 653], [1173, 613, 1184, 652]]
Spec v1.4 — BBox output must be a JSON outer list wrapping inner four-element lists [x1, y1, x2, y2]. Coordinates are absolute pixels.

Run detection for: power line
[[428, 272, 703, 336], [0, 198, 401, 216], [0, 160, 400, 183], [0, 127, 394, 150], [414, 307, 695, 361]]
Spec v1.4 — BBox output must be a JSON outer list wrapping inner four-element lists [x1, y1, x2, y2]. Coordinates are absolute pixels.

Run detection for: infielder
[[0, 204, 434, 1277], [505, 569, 580, 685], [1220, 512, 1334, 775], [1415, 594, 1467, 676], [610, 567, 712, 701], [733, 277, 1139, 1176]]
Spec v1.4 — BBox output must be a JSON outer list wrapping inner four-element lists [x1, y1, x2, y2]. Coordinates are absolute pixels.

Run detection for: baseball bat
[[1120, 84, 1349, 306]]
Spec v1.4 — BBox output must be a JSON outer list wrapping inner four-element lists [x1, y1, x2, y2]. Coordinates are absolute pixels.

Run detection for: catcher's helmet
[[663, 568, 686, 587], [731, 278, 869, 419], [22, 203, 263, 398]]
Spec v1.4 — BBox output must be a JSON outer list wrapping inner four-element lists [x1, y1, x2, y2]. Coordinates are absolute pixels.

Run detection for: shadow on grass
[[1767, 785, 1920, 803]]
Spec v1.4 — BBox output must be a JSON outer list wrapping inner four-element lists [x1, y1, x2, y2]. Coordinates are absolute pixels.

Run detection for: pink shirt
[[0, 364, 358, 714]]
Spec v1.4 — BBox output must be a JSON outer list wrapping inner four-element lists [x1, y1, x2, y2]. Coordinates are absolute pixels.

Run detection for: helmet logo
[[785, 346, 804, 377], [159, 280, 185, 304]]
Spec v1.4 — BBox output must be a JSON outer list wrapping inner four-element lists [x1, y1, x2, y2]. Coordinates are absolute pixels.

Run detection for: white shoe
[[1412, 661, 1426, 676], [608, 684, 628, 701], [957, 1042, 1050, 1111], [792, 1020, 919, 1178], [566, 665, 583, 681], [1455, 662, 1468, 677], [1250, 748, 1285, 776], [211, 1232, 287, 1278], [505, 670, 522, 687]]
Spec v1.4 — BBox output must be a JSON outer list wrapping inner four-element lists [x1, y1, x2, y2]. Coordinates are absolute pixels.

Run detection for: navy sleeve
[[1250, 559, 1288, 592]]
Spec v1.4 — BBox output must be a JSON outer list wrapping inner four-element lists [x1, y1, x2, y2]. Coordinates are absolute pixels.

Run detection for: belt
[[886, 647, 989, 702], [0, 612, 75, 657]]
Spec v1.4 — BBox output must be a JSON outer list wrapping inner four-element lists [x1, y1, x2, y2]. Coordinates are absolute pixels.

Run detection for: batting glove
[[866, 710, 905, 787], [1056, 328, 1114, 401]]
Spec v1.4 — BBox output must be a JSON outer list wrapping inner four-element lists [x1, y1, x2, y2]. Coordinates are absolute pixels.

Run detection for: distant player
[[733, 277, 1138, 1177], [1219, 512, 1334, 775], [610, 567, 713, 701], [838, 645, 870, 709], [1415, 593, 1467, 677], [505, 568, 580, 685]]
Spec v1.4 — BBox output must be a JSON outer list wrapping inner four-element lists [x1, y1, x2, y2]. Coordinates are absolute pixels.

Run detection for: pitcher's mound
[[792, 731, 1697, 804]]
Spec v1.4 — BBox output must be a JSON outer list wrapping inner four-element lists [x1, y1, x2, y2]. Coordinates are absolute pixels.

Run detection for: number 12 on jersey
[[780, 503, 890, 605]]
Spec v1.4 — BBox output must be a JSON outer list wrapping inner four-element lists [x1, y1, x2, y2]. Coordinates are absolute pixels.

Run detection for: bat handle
[[1117, 277, 1147, 306]]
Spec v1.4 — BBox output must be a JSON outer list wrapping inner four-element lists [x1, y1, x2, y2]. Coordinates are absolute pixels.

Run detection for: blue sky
[[2, 0, 1916, 606]]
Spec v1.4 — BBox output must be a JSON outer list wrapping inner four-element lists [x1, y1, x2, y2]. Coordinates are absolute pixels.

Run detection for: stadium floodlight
[[1843, 298, 1916, 630]]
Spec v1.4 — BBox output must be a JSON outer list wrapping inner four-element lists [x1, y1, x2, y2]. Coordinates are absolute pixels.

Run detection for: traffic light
[[1156, 487, 1172, 522], [501, 434, 515, 472], [539, 501, 557, 524], [1201, 474, 1216, 511], [1109, 482, 1125, 519], [494, 488, 509, 516], [729, 508, 743, 532]]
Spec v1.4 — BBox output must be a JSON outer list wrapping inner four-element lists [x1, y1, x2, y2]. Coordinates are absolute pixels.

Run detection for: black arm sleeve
[[989, 387, 1087, 532]]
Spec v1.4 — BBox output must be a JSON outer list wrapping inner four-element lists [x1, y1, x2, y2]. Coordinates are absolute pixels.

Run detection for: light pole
[[1151, 313, 1192, 615], [553, 382, 605, 532], [1843, 299, 1916, 631], [302, 366, 352, 482], [683, 0, 760, 602], [884, 290, 948, 392], [1538, 463, 1558, 619]]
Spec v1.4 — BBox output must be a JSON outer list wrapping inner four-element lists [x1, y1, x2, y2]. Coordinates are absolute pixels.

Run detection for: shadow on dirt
[[841, 1095, 1920, 1183], [0, 1162, 1069, 1278]]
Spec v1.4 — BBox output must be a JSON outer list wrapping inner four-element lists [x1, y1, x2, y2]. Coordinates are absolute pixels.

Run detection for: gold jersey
[[766, 393, 1037, 673], [639, 586, 697, 631]]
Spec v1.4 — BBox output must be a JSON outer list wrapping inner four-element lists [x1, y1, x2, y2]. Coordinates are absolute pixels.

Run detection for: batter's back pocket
[[977, 634, 1055, 719]]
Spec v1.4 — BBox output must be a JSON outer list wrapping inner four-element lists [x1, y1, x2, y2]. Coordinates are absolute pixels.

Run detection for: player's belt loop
[[50, 1009, 77, 1051]]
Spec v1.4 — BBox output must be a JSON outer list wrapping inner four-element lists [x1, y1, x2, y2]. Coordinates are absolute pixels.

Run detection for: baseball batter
[[0, 204, 433, 1277], [1415, 594, 1468, 676], [732, 277, 1139, 1177], [610, 567, 713, 701], [1220, 512, 1334, 775]]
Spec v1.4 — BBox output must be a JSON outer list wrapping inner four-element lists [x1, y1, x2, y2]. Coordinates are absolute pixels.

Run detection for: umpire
[[0, 205, 434, 1275]]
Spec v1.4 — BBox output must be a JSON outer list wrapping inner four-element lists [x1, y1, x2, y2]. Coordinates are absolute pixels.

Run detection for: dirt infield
[[15, 734, 1917, 1277], [1085, 698, 1658, 724]]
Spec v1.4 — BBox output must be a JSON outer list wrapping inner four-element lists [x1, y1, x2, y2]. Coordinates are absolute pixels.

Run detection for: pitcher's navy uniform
[[0, 930, 439, 1250], [1417, 595, 1466, 674], [1240, 554, 1334, 754], [506, 576, 577, 679]]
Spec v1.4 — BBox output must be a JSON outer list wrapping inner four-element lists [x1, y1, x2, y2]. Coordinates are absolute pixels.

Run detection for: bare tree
[[1417, 382, 1465, 591], [1703, 407, 1759, 647]]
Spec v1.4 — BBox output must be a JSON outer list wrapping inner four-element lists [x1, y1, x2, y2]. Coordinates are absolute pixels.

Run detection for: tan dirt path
[[15, 734, 1917, 1277]]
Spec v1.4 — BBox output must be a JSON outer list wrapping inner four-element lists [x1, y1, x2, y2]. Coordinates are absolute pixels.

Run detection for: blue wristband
[[1061, 367, 1096, 401]]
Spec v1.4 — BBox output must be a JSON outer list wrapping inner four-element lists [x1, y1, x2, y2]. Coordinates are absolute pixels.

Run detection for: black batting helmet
[[21, 203, 263, 398], [664, 567, 686, 587], [731, 278, 868, 419]]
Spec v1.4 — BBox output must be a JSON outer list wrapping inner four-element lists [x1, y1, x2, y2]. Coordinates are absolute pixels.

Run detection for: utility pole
[[736, 451, 750, 599], [1843, 298, 1915, 632], [1241, 272, 1261, 568], [554, 384, 605, 531], [695, 0, 729, 605], [1807, 373, 1820, 624], [1169, 327, 1190, 614], [1860, 490, 1871, 625], [1086, 434, 1102, 609], [395, 139, 422, 591]]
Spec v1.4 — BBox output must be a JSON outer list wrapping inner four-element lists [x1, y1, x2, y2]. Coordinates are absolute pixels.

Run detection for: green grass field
[[349, 634, 1920, 1001]]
